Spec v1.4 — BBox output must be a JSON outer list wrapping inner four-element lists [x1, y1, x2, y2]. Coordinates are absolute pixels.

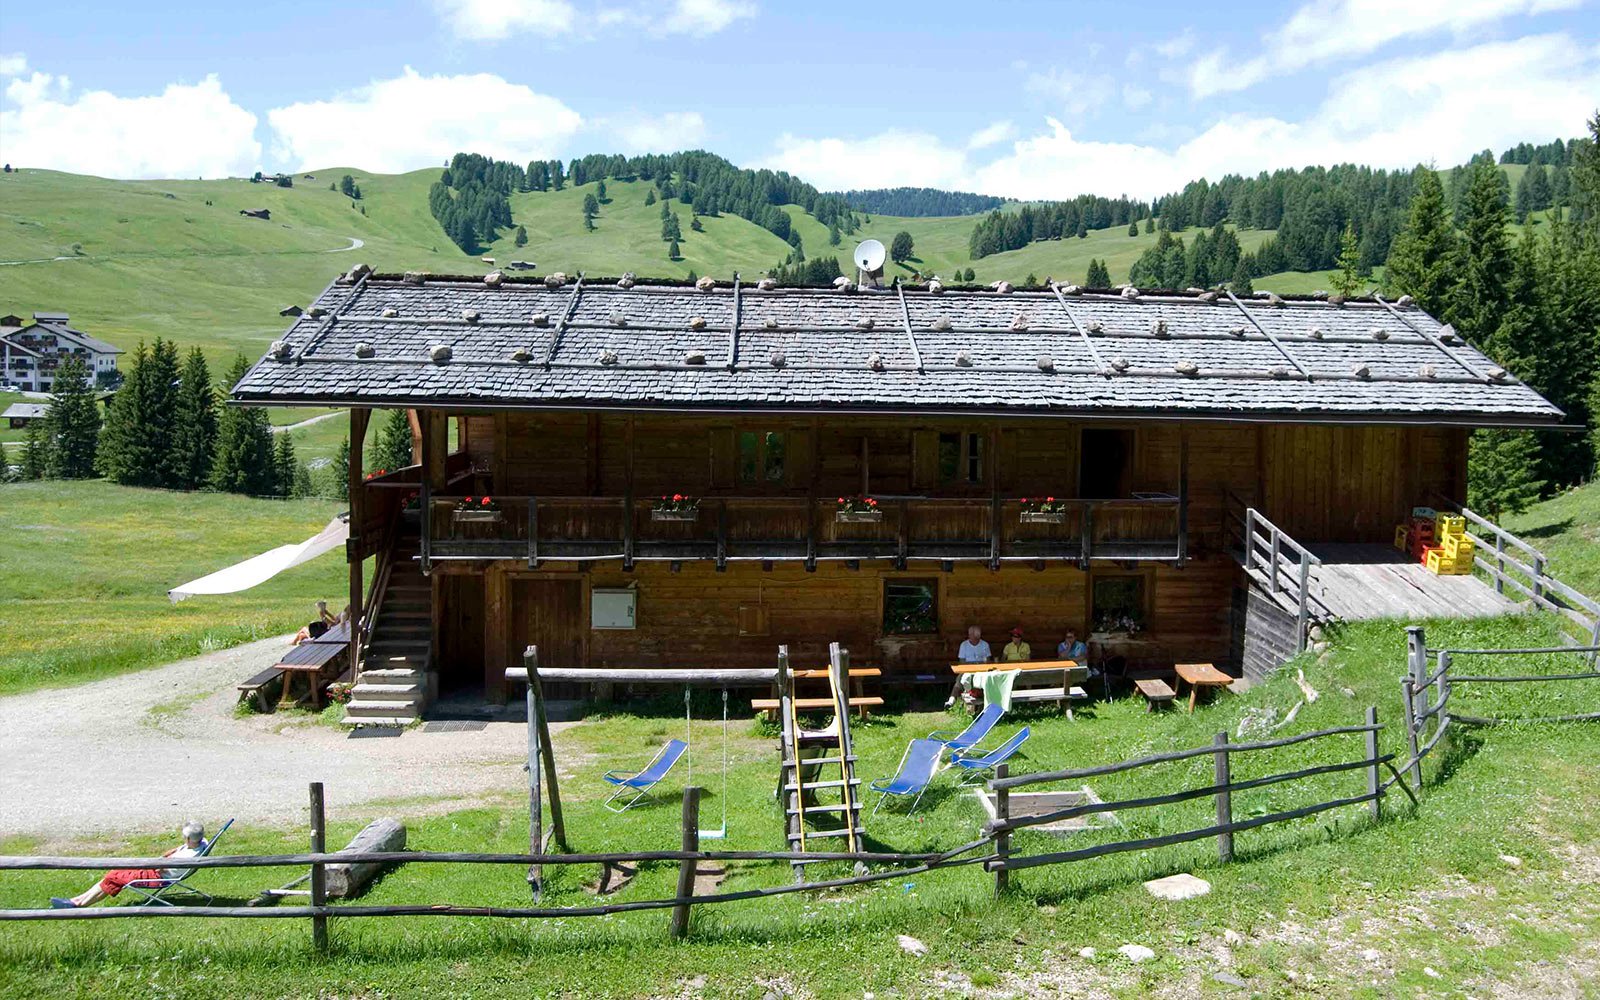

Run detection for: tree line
[[840, 187, 1006, 217], [968, 195, 1152, 258]]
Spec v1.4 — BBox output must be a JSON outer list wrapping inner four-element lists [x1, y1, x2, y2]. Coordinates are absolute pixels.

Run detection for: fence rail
[[1222, 491, 1328, 651]]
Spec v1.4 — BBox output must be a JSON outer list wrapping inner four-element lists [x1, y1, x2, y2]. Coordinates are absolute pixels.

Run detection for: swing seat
[[602, 739, 688, 813]]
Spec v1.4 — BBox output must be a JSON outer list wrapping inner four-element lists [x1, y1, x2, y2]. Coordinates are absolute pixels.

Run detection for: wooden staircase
[[344, 528, 435, 727], [777, 644, 864, 877]]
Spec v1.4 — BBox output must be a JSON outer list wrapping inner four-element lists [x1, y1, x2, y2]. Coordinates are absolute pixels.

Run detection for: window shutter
[[910, 429, 938, 490], [709, 427, 735, 489], [786, 426, 814, 488]]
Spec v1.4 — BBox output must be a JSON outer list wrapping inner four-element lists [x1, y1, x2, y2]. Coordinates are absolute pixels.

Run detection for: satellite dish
[[854, 239, 886, 274]]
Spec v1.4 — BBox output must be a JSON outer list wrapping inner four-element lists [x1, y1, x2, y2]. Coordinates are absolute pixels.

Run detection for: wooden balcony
[[417, 494, 1186, 571]]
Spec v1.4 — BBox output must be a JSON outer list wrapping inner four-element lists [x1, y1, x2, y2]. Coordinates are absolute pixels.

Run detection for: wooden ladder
[[777, 642, 863, 879]]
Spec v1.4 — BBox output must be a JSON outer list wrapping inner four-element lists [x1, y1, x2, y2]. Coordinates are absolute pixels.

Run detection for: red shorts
[[98, 868, 166, 896]]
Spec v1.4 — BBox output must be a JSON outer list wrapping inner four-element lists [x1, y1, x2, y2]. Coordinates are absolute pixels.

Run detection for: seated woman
[[50, 821, 206, 908], [291, 601, 345, 645]]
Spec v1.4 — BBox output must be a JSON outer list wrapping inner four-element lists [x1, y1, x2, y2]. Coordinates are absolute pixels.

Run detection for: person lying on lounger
[[50, 821, 206, 908], [292, 601, 347, 645]]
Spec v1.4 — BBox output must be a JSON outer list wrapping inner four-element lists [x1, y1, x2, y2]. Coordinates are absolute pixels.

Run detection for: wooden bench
[[1174, 662, 1233, 713], [952, 659, 1090, 718], [237, 666, 283, 708], [1134, 678, 1176, 710], [750, 696, 885, 712], [764, 667, 882, 721]]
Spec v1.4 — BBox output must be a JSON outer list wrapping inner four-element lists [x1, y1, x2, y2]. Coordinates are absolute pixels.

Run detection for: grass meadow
[[2, 614, 1598, 996]]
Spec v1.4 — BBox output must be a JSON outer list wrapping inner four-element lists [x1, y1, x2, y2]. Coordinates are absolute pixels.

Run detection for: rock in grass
[[1078, 946, 1096, 958], [897, 934, 928, 956], [1118, 943, 1156, 963], [1213, 971, 1247, 989], [1499, 854, 1523, 868], [1144, 873, 1211, 900]]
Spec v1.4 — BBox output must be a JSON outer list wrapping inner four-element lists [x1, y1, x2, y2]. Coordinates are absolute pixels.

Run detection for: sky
[[1, 0, 1597, 199]]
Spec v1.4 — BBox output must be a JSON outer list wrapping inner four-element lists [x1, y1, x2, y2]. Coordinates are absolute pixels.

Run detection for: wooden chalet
[[232, 268, 1564, 724]]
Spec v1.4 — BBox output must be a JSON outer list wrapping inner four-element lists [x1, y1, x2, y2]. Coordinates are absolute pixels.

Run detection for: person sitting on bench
[[949, 625, 994, 707], [292, 601, 347, 645], [1002, 626, 1031, 662], [50, 821, 206, 908], [1057, 629, 1087, 663]]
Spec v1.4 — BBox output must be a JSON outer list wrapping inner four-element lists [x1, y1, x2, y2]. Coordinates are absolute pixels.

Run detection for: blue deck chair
[[602, 739, 688, 813], [868, 738, 948, 815], [950, 727, 1031, 786], [124, 818, 235, 906], [929, 703, 1005, 755]]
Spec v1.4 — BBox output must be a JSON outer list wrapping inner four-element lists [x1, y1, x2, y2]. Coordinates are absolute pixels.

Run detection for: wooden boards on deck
[[1307, 543, 1521, 621]]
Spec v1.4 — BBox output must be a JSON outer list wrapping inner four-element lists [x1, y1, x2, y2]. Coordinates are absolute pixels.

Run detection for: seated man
[[1058, 629, 1087, 662], [51, 821, 206, 908], [950, 625, 993, 707], [1002, 626, 1031, 662], [292, 600, 342, 645]]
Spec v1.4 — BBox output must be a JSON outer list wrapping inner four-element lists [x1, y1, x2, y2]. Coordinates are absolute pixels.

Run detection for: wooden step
[[352, 683, 423, 699], [786, 827, 863, 841], [346, 698, 421, 715], [781, 755, 857, 767], [785, 803, 862, 816], [359, 668, 425, 682], [782, 779, 861, 792]]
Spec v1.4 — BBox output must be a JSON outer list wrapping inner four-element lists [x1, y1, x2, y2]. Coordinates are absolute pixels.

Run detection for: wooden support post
[[1532, 555, 1546, 602], [309, 782, 328, 952], [1434, 650, 1449, 717], [347, 408, 370, 676], [994, 763, 1010, 897], [1176, 427, 1189, 566], [525, 646, 543, 899], [670, 786, 701, 939], [1493, 534, 1506, 595], [1400, 679, 1422, 791], [1364, 705, 1381, 821], [1242, 507, 1255, 566], [1214, 731, 1233, 863], [1295, 554, 1311, 653], [1079, 504, 1091, 568], [1269, 530, 1281, 593]]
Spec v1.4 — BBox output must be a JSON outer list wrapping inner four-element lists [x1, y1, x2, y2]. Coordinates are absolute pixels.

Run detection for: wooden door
[[436, 575, 486, 695], [511, 578, 584, 670]]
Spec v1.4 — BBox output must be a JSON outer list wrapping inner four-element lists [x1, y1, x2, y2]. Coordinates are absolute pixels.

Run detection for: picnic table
[[950, 659, 1090, 716], [272, 621, 353, 709], [1173, 661, 1233, 712]]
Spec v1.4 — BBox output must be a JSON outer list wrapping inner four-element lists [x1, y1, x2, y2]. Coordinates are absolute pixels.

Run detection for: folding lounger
[[928, 703, 1005, 755], [123, 818, 235, 906], [601, 739, 688, 813], [868, 738, 948, 816], [950, 728, 1031, 786]]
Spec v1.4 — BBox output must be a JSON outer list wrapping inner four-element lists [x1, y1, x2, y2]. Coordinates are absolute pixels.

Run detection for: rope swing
[[684, 688, 730, 840]]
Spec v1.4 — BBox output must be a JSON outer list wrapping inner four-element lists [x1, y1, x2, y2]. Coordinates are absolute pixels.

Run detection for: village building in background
[[1, 311, 123, 391]]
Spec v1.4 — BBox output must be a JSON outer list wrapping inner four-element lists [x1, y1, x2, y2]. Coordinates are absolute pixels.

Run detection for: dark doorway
[[1079, 428, 1134, 499], [436, 575, 486, 696]]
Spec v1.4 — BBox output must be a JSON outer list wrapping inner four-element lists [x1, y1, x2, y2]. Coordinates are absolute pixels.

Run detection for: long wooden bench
[[237, 666, 283, 708], [950, 659, 1090, 718], [1134, 677, 1176, 710], [750, 696, 885, 712]]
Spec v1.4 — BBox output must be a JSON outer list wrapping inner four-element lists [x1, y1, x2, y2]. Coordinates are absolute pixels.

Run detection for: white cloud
[[0, 52, 26, 76], [1024, 65, 1114, 115], [660, 0, 755, 35], [267, 68, 582, 173], [967, 120, 1018, 150], [605, 111, 707, 153], [758, 130, 975, 192], [765, 33, 1600, 201], [430, 0, 577, 41], [1, 72, 259, 178], [1188, 0, 1582, 96], [1122, 84, 1153, 110], [431, 0, 751, 40]]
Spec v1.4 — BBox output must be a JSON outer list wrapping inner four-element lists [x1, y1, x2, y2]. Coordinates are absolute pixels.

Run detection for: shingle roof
[[2, 403, 47, 419], [229, 269, 1565, 427]]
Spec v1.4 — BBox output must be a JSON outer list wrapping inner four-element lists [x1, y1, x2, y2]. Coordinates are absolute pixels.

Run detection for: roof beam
[[728, 272, 741, 370], [292, 273, 359, 361], [1049, 282, 1111, 376], [1373, 293, 1488, 381], [541, 273, 586, 368], [1224, 290, 1313, 381], [895, 278, 924, 372]]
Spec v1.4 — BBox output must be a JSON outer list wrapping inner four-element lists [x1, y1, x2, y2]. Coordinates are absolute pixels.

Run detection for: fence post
[[1532, 554, 1546, 603], [1407, 627, 1431, 726], [994, 763, 1010, 897], [1269, 529, 1281, 594], [1434, 650, 1449, 717], [525, 645, 543, 899], [1400, 679, 1421, 791], [309, 782, 328, 953], [1242, 508, 1255, 564], [1214, 732, 1233, 863], [1364, 706, 1381, 821], [670, 786, 702, 939], [1493, 534, 1505, 594], [1295, 553, 1311, 652]]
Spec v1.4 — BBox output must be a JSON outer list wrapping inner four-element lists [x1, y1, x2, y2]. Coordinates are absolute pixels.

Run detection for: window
[[883, 578, 939, 635], [1079, 428, 1134, 499], [937, 431, 984, 484], [1090, 575, 1148, 634], [737, 430, 786, 484]]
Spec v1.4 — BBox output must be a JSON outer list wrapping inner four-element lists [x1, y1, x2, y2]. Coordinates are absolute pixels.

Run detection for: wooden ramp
[[1307, 544, 1522, 621]]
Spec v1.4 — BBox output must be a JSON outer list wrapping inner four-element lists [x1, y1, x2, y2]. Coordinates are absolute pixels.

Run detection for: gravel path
[[0, 636, 555, 844], [269, 410, 342, 434]]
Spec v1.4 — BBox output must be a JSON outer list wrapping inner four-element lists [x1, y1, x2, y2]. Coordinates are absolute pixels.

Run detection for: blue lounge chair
[[124, 818, 235, 906], [929, 703, 1005, 755], [950, 727, 1031, 786], [602, 739, 688, 813], [868, 738, 947, 815]]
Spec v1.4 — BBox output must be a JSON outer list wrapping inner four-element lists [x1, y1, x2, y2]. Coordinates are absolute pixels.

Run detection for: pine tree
[[596, 179, 607, 202], [1144, 217, 1154, 234], [962, 267, 975, 282], [171, 347, 216, 490], [272, 431, 297, 498], [372, 408, 414, 472], [44, 357, 99, 478], [292, 461, 314, 499], [211, 355, 276, 495], [329, 437, 351, 501], [514, 225, 528, 247], [690, 215, 705, 232], [1330, 221, 1364, 298], [1230, 260, 1253, 296], [147, 338, 180, 486], [1449, 159, 1513, 345], [1384, 167, 1457, 316], [828, 225, 841, 246], [1086, 258, 1110, 287], [668, 238, 681, 261], [1467, 429, 1543, 519], [1128, 220, 1138, 237], [890, 231, 914, 263], [21, 421, 48, 480], [95, 340, 150, 484], [645, 189, 657, 207]]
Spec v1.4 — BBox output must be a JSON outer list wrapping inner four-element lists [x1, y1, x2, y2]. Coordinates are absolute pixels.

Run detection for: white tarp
[[167, 514, 349, 603]]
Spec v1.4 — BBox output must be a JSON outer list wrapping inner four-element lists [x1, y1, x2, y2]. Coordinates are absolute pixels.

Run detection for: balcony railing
[[416, 494, 1185, 572]]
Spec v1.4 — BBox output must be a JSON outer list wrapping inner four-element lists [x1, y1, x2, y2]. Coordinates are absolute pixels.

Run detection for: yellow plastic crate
[[1449, 551, 1476, 574], [1435, 513, 1466, 537], [1424, 549, 1457, 575], [1393, 525, 1410, 551], [1441, 535, 1475, 559]]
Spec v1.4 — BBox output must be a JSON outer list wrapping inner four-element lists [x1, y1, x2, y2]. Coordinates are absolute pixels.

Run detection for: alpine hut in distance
[[231, 265, 1563, 724]]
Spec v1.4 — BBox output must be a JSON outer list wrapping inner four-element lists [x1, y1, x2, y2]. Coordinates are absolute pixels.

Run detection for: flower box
[[1019, 511, 1068, 524], [651, 509, 700, 522], [835, 510, 883, 523], [452, 509, 504, 524]]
